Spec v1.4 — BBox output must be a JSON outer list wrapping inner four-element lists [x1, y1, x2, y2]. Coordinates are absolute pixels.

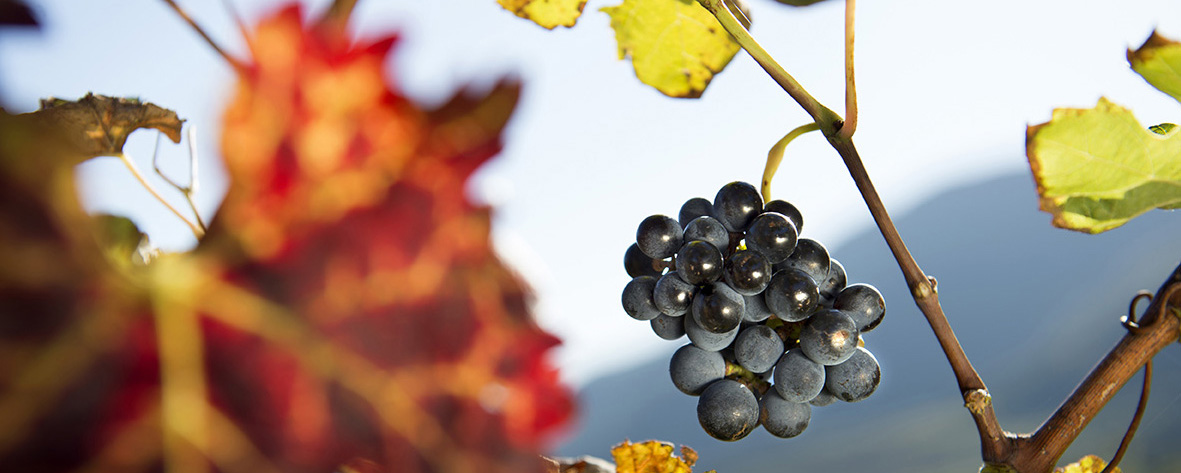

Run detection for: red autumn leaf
[[0, 3, 573, 473]]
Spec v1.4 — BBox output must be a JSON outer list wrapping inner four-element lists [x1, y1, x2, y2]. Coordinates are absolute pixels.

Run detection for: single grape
[[763, 268, 819, 322], [683, 216, 731, 254], [676, 240, 724, 285], [778, 238, 829, 284], [745, 212, 798, 264], [834, 283, 886, 333], [653, 271, 696, 316], [734, 324, 785, 373], [763, 199, 803, 234], [697, 379, 760, 441], [651, 313, 686, 340], [713, 181, 763, 232], [799, 309, 859, 365], [622, 276, 660, 321], [685, 311, 739, 351], [760, 389, 811, 438], [691, 281, 744, 334], [825, 346, 880, 402], [670, 344, 727, 395], [809, 388, 837, 407], [743, 293, 774, 323], [679, 197, 714, 229], [636, 214, 683, 259], [624, 242, 663, 278], [817, 258, 847, 307], [724, 249, 772, 296], [772, 349, 825, 403]]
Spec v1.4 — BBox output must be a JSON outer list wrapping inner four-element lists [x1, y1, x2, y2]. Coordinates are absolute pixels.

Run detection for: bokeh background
[[3, 1, 1181, 471]]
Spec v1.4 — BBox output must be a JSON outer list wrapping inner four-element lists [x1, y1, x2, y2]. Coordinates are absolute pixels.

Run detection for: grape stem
[[700, 1, 1181, 470], [762, 123, 820, 201]]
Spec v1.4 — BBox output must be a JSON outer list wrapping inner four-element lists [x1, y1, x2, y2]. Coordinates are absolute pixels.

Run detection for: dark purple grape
[[809, 388, 837, 407], [670, 344, 726, 395], [636, 214, 683, 259], [651, 313, 686, 340], [743, 293, 774, 323], [760, 389, 811, 438], [764, 268, 819, 322], [691, 282, 744, 334], [778, 238, 829, 284], [622, 276, 660, 321], [624, 242, 663, 278], [799, 309, 858, 365], [734, 324, 785, 373], [713, 181, 763, 232], [697, 379, 759, 441], [745, 212, 798, 264], [654, 271, 696, 316], [684, 311, 739, 351], [679, 197, 714, 229], [825, 346, 880, 402], [834, 283, 885, 332], [773, 349, 825, 403], [764, 199, 803, 234], [676, 240, 723, 285], [817, 258, 847, 307], [724, 249, 771, 296], [683, 216, 730, 253]]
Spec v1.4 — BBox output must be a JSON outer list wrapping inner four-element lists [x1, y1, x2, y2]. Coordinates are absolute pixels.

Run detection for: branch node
[[965, 389, 992, 416], [910, 277, 935, 300]]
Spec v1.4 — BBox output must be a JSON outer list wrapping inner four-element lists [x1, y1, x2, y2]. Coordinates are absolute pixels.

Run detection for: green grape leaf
[[1026, 97, 1181, 233], [601, 0, 740, 98], [1052, 455, 1120, 473], [499, 0, 586, 29], [92, 214, 153, 267], [1128, 30, 1181, 105]]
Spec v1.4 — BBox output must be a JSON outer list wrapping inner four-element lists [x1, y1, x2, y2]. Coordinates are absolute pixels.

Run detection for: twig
[[1100, 359, 1151, 473], [118, 152, 205, 239], [160, 0, 246, 72], [839, 0, 857, 139], [152, 128, 208, 233], [697, 0, 842, 133], [318, 0, 360, 31], [762, 122, 820, 201]]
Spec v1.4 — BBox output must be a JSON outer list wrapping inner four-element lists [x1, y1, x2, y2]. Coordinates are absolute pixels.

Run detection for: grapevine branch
[[701, 1, 1181, 470], [696, 0, 1003, 451]]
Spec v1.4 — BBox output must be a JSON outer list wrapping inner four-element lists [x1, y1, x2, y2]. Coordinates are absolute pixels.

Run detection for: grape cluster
[[622, 181, 885, 441]]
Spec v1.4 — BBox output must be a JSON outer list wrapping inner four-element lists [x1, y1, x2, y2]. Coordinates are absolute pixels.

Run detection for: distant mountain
[[552, 171, 1181, 473]]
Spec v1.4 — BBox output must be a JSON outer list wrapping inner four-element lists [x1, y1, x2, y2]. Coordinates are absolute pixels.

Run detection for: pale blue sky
[[2, 0, 1180, 386]]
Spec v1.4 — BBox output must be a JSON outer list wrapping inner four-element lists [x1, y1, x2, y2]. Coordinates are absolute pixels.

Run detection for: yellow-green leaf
[[1026, 97, 1181, 233], [601, 0, 740, 98], [1052, 455, 1120, 473], [611, 440, 701, 473], [499, 0, 586, 29], [1128, 30, 1181, 105]]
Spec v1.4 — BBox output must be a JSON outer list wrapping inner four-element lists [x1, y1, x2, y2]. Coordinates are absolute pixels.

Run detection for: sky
[[2, 0, 1181, 387]]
